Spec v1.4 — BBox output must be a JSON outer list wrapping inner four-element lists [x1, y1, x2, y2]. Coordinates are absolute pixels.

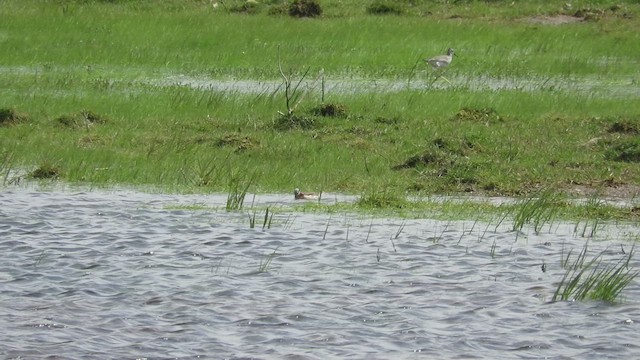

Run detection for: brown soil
[[567, 183, 640, 199], [525, 15, 584, 25]]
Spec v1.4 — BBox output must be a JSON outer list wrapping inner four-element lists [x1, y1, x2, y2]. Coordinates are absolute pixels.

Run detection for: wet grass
[[552, 243, 638, 303], [1, 0, 640, 214], [511, 189, 564, 234]]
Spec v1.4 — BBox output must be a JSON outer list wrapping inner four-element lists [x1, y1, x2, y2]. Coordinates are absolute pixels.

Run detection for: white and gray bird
[[426, 48, 454, 70]]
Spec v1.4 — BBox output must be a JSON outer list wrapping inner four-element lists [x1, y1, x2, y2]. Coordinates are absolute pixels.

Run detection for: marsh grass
[[249, 207, 274, 229], [357, 190, 412, 210], [226, 173, 255, 211], [552, 244, 638, 303], [1, 1, 640, 207], [30, 162, 62, 180], [511, 189, 565, 235], [258, 247, 279, 273], [0, 152, 15, 185]]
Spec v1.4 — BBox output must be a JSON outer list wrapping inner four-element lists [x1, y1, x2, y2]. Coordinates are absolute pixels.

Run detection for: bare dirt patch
[[525, 15, 584, 25], [568, 182, 640, 199]]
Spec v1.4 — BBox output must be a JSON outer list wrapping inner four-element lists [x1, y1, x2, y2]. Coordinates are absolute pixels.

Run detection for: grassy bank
[[1, 0, 640, 214]]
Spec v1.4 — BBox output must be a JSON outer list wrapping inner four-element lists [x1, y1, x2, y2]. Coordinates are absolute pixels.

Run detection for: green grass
[[552, 243, 638, 303], [1, 0, 640, 214]]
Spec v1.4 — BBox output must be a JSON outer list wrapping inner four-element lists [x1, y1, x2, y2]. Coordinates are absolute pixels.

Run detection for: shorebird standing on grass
[[425, 48, 454, 84]]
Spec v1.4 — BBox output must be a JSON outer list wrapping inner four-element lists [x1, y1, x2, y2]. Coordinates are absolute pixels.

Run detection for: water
[[155, 73, 640, 98], [1, 187, 639, 359], [2, 65, 639, 98]]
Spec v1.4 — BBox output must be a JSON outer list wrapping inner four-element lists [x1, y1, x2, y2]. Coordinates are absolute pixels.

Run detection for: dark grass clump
[[605, 138, 640, 162], [452, 107, 504, 124], [392, 151, 450, 170], [392, 137, 475, 170], [56, 110, 108, 129], [311, 103, 347, 118], [0, 107, 29, 126], [393, 137, 483, 192], [366, 1, 403, 15], [273, 113, 316, 131], [573, 4, 633, 21], [30, 162, 62, 179], [607, 120, 639, 134], [289, 0, 322, 18], [216, 134, 259, 152], [574, 7, 606, 21]]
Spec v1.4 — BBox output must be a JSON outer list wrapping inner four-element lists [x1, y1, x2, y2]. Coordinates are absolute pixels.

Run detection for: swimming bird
[[294, 188, 318, 200], [425, 48, 454, 84]]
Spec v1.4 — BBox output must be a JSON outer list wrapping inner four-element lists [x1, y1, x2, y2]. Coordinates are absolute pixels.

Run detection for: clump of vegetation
[[55, 110, 108, 129], [226, 173, 254, 211], [392, 150, 450, 170], [605, 138, 640, 162], [288, 0, 322, 18], [374, 116, 400, 125], [574, 7, 607, 21], [366, 1, 403, 15], [510, 188, 565, 234], [607, 119, 639, 134], [229, 0, 261, 14], [0, 107, 29, 126], [451, 107, 504, 124], [311, 103, 347, 117], [30, 162, 62, 179], [273, 113, 317, 131], [552, 244, 637, 303], [392, 137, 474, 170], [216, 134, 259, 152]]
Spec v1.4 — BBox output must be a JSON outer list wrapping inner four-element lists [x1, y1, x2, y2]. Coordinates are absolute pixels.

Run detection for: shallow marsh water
[[1, 65, 639, 98], [157, 73, 640, 98], [1, 187, 639, 359]]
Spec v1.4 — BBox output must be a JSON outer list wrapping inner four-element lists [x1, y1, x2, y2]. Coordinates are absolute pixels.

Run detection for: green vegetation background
[[1, 0, 639, 204]]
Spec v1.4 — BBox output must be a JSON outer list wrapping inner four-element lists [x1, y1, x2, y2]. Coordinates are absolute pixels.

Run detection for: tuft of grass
[[552, 244, 638, 303], [216, 134, 259, 152], [30, 162, 62, 180], [55, 110, 108, 129], [250, 207, 274, 229], [607, 119, 639, 134], [273, 113, 317, 131], [366, 1, 403, 15], [605, 138, 640, 162], [512, 189, 564, 234], [311, 103, 347, 118], [0, 107, 29, 126], [451, 107, 504, 124], [226, 173, 254, 211], [288, 0, 322, 18]]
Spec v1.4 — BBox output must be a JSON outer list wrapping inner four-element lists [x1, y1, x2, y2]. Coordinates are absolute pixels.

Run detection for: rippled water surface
[[1, 187, 639, 359]]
